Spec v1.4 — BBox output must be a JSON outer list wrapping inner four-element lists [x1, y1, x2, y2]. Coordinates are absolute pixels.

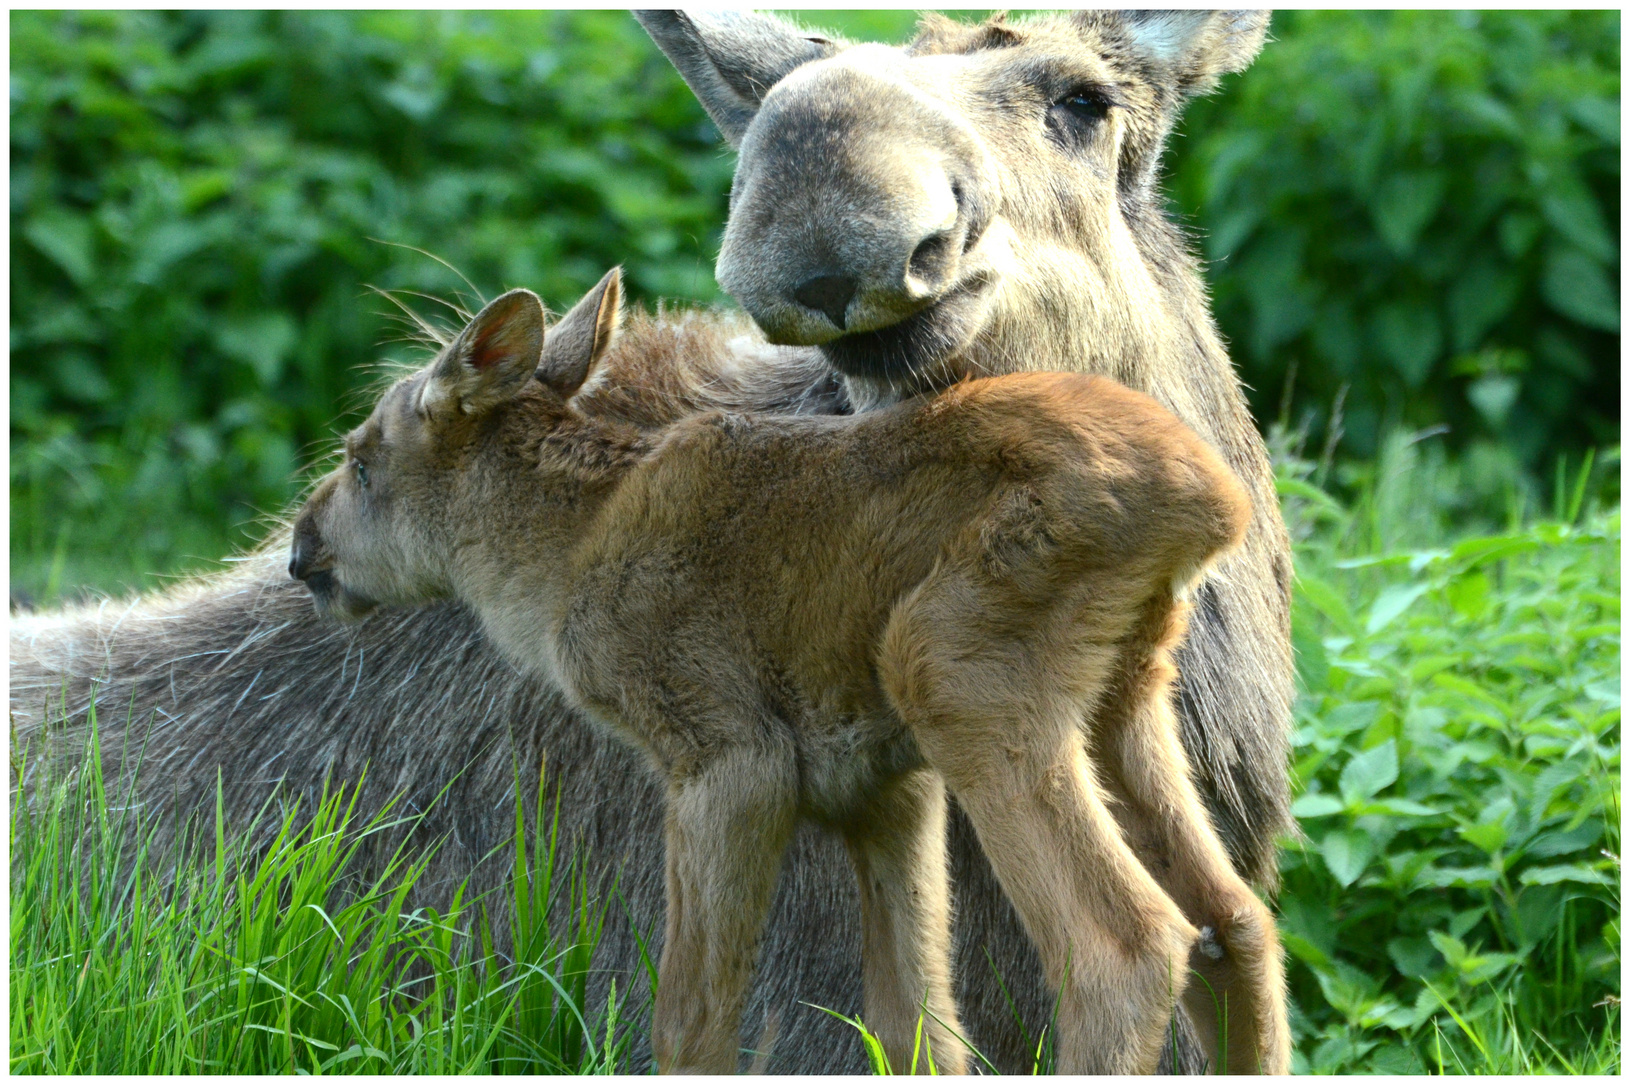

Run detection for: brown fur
[[289, 280, 1288, 1073]]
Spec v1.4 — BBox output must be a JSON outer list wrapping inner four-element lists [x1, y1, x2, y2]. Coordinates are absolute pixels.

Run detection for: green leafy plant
[[1170, 10, 1620, 469], [1276, 434, 1620, 1074]]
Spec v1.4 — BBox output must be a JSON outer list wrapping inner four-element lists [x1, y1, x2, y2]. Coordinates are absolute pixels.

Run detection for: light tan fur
[[289, 277, 1288, 1074]]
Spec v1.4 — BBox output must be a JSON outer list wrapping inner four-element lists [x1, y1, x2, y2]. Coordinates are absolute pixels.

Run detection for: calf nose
[[792, 273, 857, 330], [289, 533, 315, 581]]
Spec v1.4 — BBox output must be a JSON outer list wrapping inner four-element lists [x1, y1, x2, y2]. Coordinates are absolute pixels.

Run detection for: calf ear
[[538, 267, 622, 397], [1111, 10, 1270, 97], [634, 11, 846, 146], [423, 288, 545, 418]]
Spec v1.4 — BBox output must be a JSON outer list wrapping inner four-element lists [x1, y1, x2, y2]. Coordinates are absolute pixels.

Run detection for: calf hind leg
[[881, 587, 1197, 1074], [1096, 602, 1290, 1074]]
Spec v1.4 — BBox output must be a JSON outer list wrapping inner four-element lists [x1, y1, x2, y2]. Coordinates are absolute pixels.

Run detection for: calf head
[[290, 271, 623, 619], [639, 10, 1268, 402]]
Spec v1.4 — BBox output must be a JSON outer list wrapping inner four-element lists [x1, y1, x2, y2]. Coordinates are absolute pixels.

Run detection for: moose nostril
[[792, 273, 857, 331], [907, 230, 956, 289]]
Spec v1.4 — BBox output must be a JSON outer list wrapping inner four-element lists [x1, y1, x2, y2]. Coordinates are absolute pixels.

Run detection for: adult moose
[[14, 10, 1291, 1073], [637, 0, 1296, 920]]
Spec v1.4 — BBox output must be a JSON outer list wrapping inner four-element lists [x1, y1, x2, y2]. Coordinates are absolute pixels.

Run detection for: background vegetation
[[10, 8, 1621, 1077], [9, 9, 1619, 598]]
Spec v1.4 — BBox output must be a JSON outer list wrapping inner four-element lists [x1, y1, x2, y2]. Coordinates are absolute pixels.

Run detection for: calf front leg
[[843, 770, 969, 1074], [654, 739, 799, 1074]]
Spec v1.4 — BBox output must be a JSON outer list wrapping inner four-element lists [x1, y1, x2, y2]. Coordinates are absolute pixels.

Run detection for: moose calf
[[290, 274, 1288, 1074]]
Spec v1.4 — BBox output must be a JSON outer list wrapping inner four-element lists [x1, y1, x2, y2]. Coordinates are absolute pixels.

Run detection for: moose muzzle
[[718, 50, 996, 351]]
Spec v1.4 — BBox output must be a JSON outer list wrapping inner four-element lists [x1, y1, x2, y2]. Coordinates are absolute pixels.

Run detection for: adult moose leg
[[1093, 599, 1290, 1074], [841, 771, 969, 1074], [655, 735, 800, 1074], [879, 572, 1199, 1074]]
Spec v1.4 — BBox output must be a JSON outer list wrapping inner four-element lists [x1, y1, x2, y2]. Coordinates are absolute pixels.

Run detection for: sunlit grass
[[10, 712, 644, 1075]]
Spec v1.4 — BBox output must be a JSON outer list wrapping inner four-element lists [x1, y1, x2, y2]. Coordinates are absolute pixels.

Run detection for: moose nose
[[792, 273, 857, 330]]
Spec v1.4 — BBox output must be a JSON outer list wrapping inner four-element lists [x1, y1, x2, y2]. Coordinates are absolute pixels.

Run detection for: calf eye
[[354, 460, 369, 489]]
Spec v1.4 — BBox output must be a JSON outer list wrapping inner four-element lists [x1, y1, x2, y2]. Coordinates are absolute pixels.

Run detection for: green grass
[[11, 435, 1620, 1075], [10, 719, 644, 1074]]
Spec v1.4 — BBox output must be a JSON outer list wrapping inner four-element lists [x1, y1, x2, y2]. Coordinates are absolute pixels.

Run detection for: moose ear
[[634, 10, 846, 146], [423, 289, 545, 418], [1112, 10, 1270, 97], [538, 267, 622, 397]]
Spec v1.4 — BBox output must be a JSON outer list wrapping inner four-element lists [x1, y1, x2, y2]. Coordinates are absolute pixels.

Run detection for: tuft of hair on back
[[908, 11, 1027, 56]]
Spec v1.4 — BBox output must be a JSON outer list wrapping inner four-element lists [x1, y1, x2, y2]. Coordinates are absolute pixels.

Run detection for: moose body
[[15, 10, 1294, 1073], [289, 279, 1287, 1074]]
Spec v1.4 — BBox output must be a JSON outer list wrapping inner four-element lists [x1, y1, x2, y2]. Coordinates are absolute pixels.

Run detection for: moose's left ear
[[538, 267, 622, 397], [1111, 10, 1270, 97], [635, 11, 846, 146], [423, 288, 546, 418]]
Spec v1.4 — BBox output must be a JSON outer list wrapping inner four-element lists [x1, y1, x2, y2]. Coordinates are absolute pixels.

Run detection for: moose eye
[[354, 460, 369, 489], [1057, 91, 1111, 124]]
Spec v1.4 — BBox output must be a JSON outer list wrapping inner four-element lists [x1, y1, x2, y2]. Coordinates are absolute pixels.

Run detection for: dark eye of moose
[[1057, 91, 1110, 125], [354, 459, 369, 489]]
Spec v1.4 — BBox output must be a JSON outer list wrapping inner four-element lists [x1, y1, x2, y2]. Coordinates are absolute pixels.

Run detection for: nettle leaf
[[1542, 245, 1620, 332], [1368, 797, 1442, 817], [1540, 183, 1617, 264], [1365, 582, 1432, 634], [1444, 570, 1491, 619], [1387, 935, 1443, 980], [1293, 792, 1346, 819], [24, 213, 98, 287], [1372, 302, 1444, 388], [1321, 828, 1375, 888], [1340, 740, 1400, 804], [1458, 821, 1508, 855], [1519, 864, 1614, 887], [1523, 821, 1602, 861], [1297, 572, 1357, 635], [1370, 170, 1448, 256], [1414, 865, 1500, 889]]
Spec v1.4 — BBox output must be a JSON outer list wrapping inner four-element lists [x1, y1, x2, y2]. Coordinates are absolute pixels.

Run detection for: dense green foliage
[[1276, 433, 1620, 1074], [10, 10, 1619, 598], [1172, 10, 1620, 471]]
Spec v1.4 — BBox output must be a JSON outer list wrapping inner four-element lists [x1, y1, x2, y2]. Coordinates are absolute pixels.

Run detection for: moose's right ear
[[1111, 10, 1271, 98], [538, 267, 622, 397], [634, 11, 846, 146]]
